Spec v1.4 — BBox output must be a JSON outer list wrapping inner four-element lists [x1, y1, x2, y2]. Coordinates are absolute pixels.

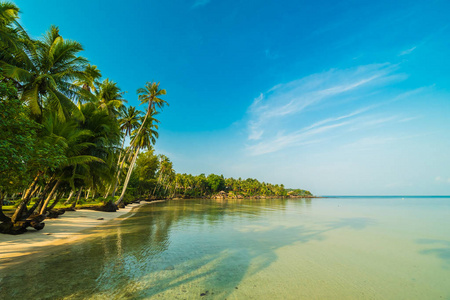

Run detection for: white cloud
[[246, 63, 408, 155], [248, 120, 351, 155], [399, 46, 417, 56]]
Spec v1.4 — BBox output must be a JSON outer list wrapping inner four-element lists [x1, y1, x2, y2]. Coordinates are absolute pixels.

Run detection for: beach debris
[[97, 218, 104, 220]]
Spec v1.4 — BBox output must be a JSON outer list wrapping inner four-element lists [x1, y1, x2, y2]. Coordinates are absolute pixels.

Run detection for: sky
[[15, 0, 450, 195]]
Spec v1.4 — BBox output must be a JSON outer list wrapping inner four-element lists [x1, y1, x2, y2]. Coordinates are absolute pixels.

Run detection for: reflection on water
[[0, 197, 449, 299]]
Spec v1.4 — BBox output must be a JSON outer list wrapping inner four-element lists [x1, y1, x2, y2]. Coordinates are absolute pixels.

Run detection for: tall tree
[[131, 82, 167, 145], [95, 78, 126, 117], [110, 106, 143, 197], [0, 25, 88, 121], [115, 112, 159, 206]]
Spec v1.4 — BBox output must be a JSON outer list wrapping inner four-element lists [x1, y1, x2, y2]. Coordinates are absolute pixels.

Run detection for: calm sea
[[1, 196, 449, 299]]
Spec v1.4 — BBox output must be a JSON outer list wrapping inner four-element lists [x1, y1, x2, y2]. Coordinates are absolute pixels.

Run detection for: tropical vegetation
[[0, 2, 164, 234], [0, 2, 311, 235]]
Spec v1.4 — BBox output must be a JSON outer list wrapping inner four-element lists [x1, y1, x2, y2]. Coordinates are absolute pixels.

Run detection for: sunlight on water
[[1, 197, 449, 299]]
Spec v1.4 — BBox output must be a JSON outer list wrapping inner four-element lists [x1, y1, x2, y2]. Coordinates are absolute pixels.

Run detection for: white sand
[[0, 202, 146, 268]]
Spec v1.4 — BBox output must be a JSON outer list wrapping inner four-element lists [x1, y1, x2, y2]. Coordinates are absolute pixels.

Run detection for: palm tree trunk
[[40, 179, 61, 214], [111, 150, 132, 197], [152, 167, 164, 196], [128, 101, 153, 149], [108, 135, 134, 198], [71, 188, 83, 209], [35, 177, 56, 214], [104, 185, 111, 198], [0, 192, 11, 223], [11, 171, 43, 223], [64, 190, 74, 205], [29, 184, 40, 199], [115, 146, 140, 206], [48, 192, 62, 211]]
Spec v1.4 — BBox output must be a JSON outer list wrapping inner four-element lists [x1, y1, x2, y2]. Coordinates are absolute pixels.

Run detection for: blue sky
[[16, 0, 450, 195]]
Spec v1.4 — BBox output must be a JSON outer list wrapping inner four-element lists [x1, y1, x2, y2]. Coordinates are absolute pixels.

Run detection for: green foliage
[[134, 149, 159, 192], [286, 189, 313, 196], [207, 174, 225, 194], [0, 81, 65, 192]]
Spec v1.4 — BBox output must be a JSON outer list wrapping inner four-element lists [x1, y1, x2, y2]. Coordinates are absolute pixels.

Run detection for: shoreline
[[0, 201, 150, 269]]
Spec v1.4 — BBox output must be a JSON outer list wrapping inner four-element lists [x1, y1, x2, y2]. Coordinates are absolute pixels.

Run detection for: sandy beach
[[0, 202, 147, 269]]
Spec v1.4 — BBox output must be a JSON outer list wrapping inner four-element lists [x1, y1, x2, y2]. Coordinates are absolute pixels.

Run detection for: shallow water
[[1, 197, 449, 299]]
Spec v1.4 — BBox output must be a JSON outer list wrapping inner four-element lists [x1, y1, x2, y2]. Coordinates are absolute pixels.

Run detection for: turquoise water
[[0, 197, 449, 299]]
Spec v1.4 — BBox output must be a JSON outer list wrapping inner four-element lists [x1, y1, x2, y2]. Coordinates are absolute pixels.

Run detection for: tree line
[[127, 150, 312, 199]]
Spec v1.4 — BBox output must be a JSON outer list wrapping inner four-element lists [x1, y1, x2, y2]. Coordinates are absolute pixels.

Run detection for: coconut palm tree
[[0, 2, 20, 50], [137, 81, 168, 112], [109, 106, 143, 197], [73, 64, 102, 104], [130, 82, 167, 146], [115, 112, 159, 206], [77, 102, 121, 194], [5, 112, 106, 231], [0, 25, 89, 121], [95, 78, 126, 117], [119, 106, 142, 138], [74, 64, 101, 93]]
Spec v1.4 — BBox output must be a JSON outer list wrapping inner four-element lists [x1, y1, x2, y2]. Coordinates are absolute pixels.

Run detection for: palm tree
[[37, 114, 104, 214], [7, 112, 106, 229], [137, 81, 168, 112], [119, 106, 142, 138], [0, 25, 89, 121], [0, 2, 20, 50], [74, 64, 102, 104], [74, 64, 101, 93], [78, 102, 121, 196], [115, 112, 159, 206], [109, 106, 143, 197], [112, 82, 167, 201], [130, 82, 167, 146], [95, 78, 126, 116]]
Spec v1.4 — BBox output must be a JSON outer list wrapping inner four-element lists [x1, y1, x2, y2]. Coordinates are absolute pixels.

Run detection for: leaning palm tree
[[0, 25, 89, 121], [109, 106, 143, 197], [115, 113, 159, 206], [6, 113, 105, 232], [130, 82, 167, 146], [137, 81, 168, 112], [79, 101, 121, 192], [119, 106, 143, 139]]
